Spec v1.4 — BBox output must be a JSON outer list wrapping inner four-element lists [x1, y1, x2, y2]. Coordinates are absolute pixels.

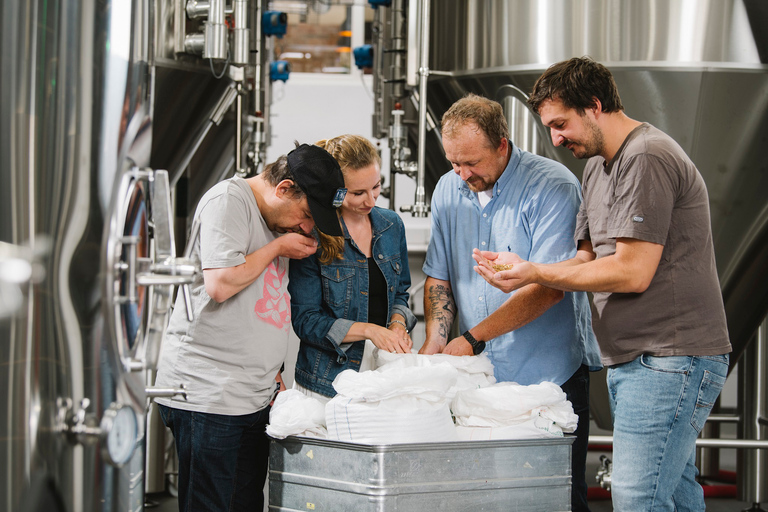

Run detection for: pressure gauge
[[99, 402, 139, 467]]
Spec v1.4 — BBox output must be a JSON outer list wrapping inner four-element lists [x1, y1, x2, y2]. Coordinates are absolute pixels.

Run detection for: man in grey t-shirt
[[474, 58, 731, 511], [155, 144, 346, 512]]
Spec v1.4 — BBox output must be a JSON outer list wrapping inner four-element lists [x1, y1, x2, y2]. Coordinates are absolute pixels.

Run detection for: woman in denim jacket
[[288, 135, 417, 400]]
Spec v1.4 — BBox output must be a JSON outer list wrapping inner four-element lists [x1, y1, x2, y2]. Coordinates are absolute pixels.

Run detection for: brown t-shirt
[[575, 123, 731, 365]]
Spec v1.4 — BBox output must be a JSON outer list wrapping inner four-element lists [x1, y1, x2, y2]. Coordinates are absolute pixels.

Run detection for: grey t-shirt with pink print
[[155, 177, 290, 415]]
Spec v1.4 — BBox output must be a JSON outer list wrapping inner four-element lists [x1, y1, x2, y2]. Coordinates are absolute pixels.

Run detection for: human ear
[[275, 179, 295, 198], [590, 97, 603, 117]]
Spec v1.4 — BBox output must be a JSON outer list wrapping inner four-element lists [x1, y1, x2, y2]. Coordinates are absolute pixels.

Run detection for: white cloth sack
[[266, 389, 327, 439], [326, 365, 459, 443], [373, 351, 496, 399], [452, 381, 578, 439]]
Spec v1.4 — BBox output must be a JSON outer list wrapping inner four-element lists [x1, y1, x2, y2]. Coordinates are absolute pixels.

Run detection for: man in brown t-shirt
[[473, 57, 731, 511]]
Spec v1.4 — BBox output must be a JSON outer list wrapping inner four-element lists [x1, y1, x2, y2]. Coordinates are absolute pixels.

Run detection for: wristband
[[462, 330, 486, 355], [387, 319, 407, 330]]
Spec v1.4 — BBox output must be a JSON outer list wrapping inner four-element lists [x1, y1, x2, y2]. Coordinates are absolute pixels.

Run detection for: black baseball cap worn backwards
[[287, 144, 346, 237]]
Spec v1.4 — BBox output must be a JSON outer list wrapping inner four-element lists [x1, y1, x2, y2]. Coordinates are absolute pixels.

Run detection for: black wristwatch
[[462, 330, 486, 355]]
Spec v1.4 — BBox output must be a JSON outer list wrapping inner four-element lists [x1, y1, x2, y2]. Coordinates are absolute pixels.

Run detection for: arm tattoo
[[426, 282, 457, 343]]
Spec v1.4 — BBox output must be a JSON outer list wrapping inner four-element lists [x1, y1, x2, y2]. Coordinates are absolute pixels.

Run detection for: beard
[[565, 117, 605, 159], [465, 176, 492, 192]]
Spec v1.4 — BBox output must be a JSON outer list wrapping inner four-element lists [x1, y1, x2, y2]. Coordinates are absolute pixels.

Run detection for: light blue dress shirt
[[423, 142, 601, 386]]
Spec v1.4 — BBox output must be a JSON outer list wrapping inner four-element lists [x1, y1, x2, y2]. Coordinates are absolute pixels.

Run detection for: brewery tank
[[410, 0, 768, 501], [419, 0, 768, 362], [0, 0, 196, 509]]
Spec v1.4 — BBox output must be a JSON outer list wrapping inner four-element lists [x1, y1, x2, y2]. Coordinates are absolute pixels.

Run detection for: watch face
[[102, 403, 139, 466]]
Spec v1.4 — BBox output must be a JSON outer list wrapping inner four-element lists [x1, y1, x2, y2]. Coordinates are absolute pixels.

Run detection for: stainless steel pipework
[[170, 82, 238, 188], [400, 0, 431, 218], [232, 0, 249, 65], [247, 0, 270, 174], [740, 317, 768, 504], [186, 0, 210, 19], [203, 0, 227, 60]]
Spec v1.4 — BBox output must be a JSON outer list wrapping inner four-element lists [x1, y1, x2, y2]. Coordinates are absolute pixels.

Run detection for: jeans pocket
[[640, 354, 691, 374], [691, 369, 726, 432]]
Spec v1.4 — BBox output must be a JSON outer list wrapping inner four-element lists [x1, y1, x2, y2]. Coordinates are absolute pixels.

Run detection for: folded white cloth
[[452, 381, 578, 439], [266, 389, 327, 439]]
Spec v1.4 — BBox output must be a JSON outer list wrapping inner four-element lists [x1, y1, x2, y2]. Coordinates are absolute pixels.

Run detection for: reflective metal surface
[[411, 0, 768, 504], [0, 0, 154, 508], [738, 317, 768, 503], [430, 0, 765, 71], [421, 0, 768, 360]]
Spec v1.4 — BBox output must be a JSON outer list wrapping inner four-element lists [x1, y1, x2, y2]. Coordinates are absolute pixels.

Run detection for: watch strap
[[462, 330, 486, 355]]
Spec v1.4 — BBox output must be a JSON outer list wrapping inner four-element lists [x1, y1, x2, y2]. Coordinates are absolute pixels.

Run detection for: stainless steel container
[[269, 436, 573, 511]]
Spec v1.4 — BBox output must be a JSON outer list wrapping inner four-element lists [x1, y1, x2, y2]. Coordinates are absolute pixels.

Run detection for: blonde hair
[[314, 135, 381, 264]]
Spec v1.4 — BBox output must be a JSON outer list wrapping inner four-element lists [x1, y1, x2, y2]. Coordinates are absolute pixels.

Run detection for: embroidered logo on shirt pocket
[[691, 369, 726, 433]]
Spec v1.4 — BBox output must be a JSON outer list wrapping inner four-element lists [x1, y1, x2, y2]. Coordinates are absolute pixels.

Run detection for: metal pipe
[[414, 0, 430, 217], [186, 0, 210, 19], [169, 83, 238, 187], [401, 0, 430, 217], [235, 81, 244, 175], [589, 435, 768, 449], [232, 0, 249, 65], [371, 4, 385, 139], [739, 317, 768, 503], [708, 414, 741, 423], [390, 0, 407, 100], [203, 0, 227, 60], [145, 385, 188, 400], [248, 0, 268, 174], [184, 33, 205, 55]]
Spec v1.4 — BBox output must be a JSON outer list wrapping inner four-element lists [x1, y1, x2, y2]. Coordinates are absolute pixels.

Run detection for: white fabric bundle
[[452, 381, 578, 440], [374, 350, 496, 399], [326, 364, 459, 443], [266, 389, 327, 439]]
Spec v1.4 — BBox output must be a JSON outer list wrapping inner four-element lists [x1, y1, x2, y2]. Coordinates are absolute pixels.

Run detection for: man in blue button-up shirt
[[420, 93, 601, 512]]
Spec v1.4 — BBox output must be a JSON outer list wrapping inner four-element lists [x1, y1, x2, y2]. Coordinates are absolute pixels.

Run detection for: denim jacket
[[288, 207, 417, 397]]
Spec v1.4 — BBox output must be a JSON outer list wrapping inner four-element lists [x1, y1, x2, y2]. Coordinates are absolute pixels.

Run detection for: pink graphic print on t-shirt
[[254, 260, 290, 329]]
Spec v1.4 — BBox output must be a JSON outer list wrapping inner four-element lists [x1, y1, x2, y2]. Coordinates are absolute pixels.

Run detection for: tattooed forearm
[[424, 279, 457, 344]]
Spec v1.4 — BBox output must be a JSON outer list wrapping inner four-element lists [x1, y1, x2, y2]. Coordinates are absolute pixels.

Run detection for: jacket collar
[[340, 206, 393, 240]]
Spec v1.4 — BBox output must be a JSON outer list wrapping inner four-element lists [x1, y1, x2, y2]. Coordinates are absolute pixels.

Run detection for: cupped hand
[[279, 233, 318, 259], [473, 248, 534, 293]]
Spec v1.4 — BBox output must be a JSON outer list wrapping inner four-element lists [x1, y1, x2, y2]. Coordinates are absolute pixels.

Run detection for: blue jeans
[[608, 354, 729, 512], [158, 404, 271, 512], [560, 364, 591, 512]]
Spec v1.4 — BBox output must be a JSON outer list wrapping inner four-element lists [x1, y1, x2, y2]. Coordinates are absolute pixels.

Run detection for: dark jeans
[[158, 404, 271, 512], [560, 364, 591, 512]]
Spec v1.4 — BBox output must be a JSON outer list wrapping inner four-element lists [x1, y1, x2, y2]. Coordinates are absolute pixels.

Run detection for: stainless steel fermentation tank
[[375, 0, 767, 504], [419, 2, 768, 360], [0, 0, 274, 510]]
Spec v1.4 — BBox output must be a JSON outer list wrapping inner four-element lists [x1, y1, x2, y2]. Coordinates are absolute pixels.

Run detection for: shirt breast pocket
[[321, 265, 355, 307]]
